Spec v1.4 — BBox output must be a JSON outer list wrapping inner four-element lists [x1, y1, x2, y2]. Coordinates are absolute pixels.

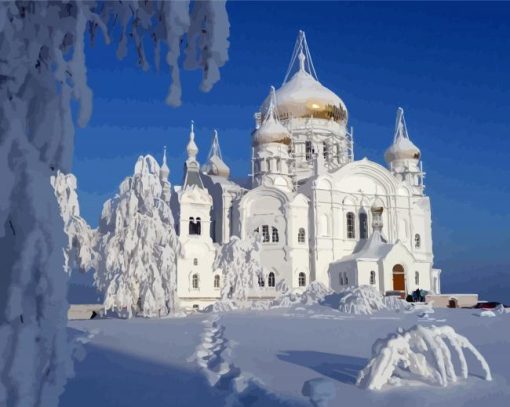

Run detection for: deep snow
[[62, 305, 510, 407]]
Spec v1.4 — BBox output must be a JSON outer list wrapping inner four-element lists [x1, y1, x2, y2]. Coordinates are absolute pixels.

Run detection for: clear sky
[[73, 1, 510, 300]]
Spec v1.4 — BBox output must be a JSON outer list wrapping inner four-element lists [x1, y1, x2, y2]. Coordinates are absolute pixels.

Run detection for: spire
[[283, 30, 319, 84], [210, 130, 222, 159], [186, 120, 198, 160], [393, 107, 409, 143], [160, 145, 170, 179]]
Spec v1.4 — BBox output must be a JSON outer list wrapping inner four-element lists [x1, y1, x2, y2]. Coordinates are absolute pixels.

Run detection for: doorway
[[392, 264, 405, 291]]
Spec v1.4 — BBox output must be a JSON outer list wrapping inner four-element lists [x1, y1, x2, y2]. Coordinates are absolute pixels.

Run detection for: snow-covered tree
[[0, 2, 229, 405], [51, 171, 96, 274], [94, 155, 179, 318], [214, 236, 266, 308], [356, 324, 492, 390]]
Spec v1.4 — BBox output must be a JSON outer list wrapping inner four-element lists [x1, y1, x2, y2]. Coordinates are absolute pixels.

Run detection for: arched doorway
[[392, 264, 406, 292], [448, 298, 458, 308]]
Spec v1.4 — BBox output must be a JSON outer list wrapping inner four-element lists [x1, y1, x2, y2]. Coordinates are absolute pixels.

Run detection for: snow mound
[[338, 285, 386, 315], [494, 304, 509, 314], [302, 378, 336, 407], [356, 324, 492, 390], [383, 295, 411, 311], [480, 310, 496, 318], [271, 281, 333, 308]]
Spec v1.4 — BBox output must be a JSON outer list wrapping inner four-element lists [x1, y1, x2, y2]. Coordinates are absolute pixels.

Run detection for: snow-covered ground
[[62, 305, 510, 407]]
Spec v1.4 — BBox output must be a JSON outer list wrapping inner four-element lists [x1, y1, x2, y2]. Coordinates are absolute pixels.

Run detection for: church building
[[167, 31, 442, 309]]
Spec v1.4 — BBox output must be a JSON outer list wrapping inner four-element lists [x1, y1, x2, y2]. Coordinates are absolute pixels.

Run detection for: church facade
[[168, 31, 442, 310]]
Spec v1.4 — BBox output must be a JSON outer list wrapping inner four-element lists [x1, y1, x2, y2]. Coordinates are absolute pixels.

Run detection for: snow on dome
[[253, 86, 291, 147], [202, 130, 230, 178], [356, 325, 492, 390], [260, 32, 348, 124], [385, 107, 421, 163], [338, 285, 387, 315]]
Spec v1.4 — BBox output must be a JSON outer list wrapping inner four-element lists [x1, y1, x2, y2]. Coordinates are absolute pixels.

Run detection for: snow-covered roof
[[253, 86, 291, 147], [335, 230, 394, 263]]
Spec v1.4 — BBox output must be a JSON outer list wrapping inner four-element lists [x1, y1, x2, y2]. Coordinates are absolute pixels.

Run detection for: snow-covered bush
[[210, 236, 266, 310], [479, 310, 496, 318], [383, 295, 411, 312], [52, 171, 96, 273], [0, 2, 230, 405], [338, 286, 386, 315], [94, 155, 180, 318], [356, 325, 492, 390], [271, 281, 333, 308]]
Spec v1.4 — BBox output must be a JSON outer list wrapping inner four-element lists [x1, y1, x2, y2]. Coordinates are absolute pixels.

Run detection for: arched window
[[415, 271, 420, 285], [359, 211, 368, 239], [193, 258, 198, 266], [305, 141, 313, 160], [346, 212, 355, 239], [192, 274, 199, 289], [189, 217, 196, 235], [339, 273, 344, 285], [262, 225, 270, 243], [370, 270, 376, 285], [344, 273, 349, 285], [258, 275, 265, 287], [196, 217, 201, 235], [272, 227, 279, 243], [298, 228, 306, 243], [268, 272, 275, 287], [298, 272, 306, 287], [214, 275, 220, 289], [415, 234, 421, 249]]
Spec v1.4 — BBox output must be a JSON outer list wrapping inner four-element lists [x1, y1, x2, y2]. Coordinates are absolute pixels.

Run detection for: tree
[[214, 235, 265, 308], [94, 155, 179, 318], [0, 2, 229, 405]]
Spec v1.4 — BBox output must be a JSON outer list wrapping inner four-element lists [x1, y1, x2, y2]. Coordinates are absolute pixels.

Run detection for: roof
[[332, 230, 394, 263]]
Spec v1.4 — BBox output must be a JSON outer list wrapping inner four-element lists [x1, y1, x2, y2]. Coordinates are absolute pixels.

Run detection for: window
[[415, 271, 420, 285], [258, 275, 265, 287], [415, 234, 421, 249], [305, 141, 313, 160], [344, 273, 349, 285], [268, 272, 275, 287], [370, 270, 376, 285], [298, 272, 306, 287], [189, 217, 201, 235], [298, 228, 306, 243], [323, 141, 329, 160], [192, 274, 199, 289], [346, 212, 355, 239], [193, 258, 198, 266], [262, 225, 270, 243], [359, 212, 368, 239], [272, 227, 279, 243], [214, 275, 220, 289], [339, 273, 344, 285]]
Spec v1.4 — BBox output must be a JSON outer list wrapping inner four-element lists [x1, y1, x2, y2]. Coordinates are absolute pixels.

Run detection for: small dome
[[204, 155, 230, 178], [253, 114, 291, 147], [260, 52, 348, 124], [384, 137, 421, 162]]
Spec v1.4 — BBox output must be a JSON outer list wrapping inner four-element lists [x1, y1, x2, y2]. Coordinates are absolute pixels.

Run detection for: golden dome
[[261, 51, 348, 124]]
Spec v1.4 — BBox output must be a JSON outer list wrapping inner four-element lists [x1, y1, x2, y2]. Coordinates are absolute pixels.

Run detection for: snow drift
[[94, 155, 180, 318], [271, 281, 333, 308], [338, 285, 387, 315], [356, 324, 492, 390]]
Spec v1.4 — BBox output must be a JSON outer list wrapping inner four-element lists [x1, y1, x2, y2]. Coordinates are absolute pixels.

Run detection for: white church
[[167, 31, 442, 310]]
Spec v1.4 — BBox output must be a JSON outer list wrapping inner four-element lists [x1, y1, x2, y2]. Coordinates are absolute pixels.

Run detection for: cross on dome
[[394, 107, 410, 142], [283, 30, 319, 84]]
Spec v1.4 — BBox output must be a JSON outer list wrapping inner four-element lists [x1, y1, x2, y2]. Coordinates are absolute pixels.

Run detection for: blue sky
[[74, 2, 510, 299]]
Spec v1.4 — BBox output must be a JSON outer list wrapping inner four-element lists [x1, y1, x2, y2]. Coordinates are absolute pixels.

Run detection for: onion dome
[[260, 31, 348, 124], [384, 107, 421, 163], [202, 130, 231, 178], [253, 86, 291, 147], [160, 145, 170, 179]]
